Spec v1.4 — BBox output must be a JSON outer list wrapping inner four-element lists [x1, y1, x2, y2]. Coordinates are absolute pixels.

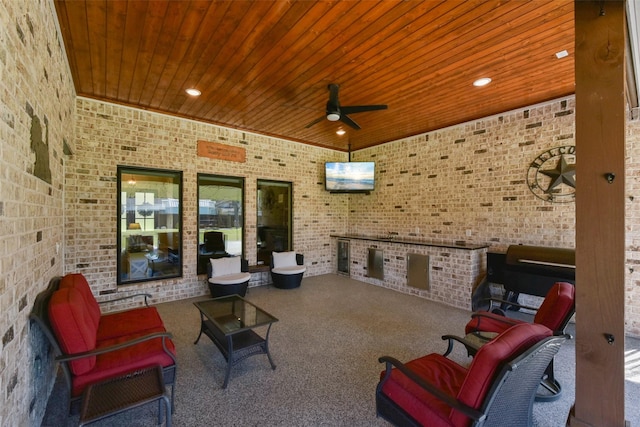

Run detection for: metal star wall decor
[[539, 154, 576, 191], [526, 146, 576, 203]]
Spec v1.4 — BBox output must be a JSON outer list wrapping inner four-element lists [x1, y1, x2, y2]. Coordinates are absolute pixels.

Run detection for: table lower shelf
[[196, 319, 276, 388]]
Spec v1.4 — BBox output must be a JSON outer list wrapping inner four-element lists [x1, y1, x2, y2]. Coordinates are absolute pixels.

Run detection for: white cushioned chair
[[270, 251, 306, 289], [207, 257, 251, 298]]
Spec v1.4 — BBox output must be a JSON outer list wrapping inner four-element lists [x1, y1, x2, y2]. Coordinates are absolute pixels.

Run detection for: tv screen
[[325, 162, 375, 192]]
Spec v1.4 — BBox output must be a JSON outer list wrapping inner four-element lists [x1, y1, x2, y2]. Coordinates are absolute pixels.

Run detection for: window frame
[[256, 179, 293, 265], [117, 166, 183, 285], [197, 173, 246, 275]]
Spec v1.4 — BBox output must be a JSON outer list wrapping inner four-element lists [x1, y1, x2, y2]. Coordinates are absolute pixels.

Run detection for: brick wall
[[0, 1, 76, 426], [626, 118, 640, 336], [349, 99, 577, 248], [68, 99, 347, 307]]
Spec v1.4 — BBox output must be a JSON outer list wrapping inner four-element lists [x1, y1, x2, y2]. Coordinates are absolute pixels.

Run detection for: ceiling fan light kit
[[305, 84, 387, 130], [473, 77, 492, 87]]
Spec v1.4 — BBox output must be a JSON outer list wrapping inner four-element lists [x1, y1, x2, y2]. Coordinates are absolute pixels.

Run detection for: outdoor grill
[[502, 245, 576, 298], [477, 245, 576, 310]]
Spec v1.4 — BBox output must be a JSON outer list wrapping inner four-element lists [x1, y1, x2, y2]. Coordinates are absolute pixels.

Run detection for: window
[[197, 174, 245, 274], [118, 167, 182, 284], [257, 179, 292, 265]]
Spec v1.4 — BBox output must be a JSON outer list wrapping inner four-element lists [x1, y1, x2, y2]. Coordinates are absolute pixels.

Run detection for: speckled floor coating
[[42, 274, 640, 426]]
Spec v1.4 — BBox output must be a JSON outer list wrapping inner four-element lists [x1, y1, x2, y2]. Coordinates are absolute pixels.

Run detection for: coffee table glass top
[[194, 295, 278, 334]]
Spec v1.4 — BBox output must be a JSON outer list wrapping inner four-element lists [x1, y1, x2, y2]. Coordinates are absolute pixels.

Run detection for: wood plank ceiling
[[54, 0, 575, 152]]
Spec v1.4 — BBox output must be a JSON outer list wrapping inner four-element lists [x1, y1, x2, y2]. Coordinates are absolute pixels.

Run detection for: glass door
[[257, 180, 292, 265]]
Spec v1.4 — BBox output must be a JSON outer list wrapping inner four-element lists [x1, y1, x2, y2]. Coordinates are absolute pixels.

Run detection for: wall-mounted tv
[[325, 161, 375, 193]]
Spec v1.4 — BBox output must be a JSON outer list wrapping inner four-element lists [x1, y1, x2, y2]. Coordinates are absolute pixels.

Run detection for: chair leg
[[535, 359, 562, 402]]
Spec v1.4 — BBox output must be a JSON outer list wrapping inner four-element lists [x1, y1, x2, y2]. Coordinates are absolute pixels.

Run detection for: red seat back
[[59, 273, 101, 330], [48, 287, 98, 375], [452, 323, 552, 426], [533, 282, 575, 331]]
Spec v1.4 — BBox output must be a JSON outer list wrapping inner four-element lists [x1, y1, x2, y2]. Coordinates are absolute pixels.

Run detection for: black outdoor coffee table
[[194, 295, 278, 388]]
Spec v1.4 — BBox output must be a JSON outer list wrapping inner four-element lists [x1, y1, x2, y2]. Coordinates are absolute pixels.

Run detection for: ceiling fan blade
[[305, 83, 384, 130], [305, 116, 326, 128], [340, 114, 361, 130], [340, 104, 388, 115]]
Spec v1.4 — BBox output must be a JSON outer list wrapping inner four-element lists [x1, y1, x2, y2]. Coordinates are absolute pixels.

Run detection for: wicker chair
[[377, 323, 567, 427], [442, 281, 575, 401], [270, 252, 305, 289], [207, 257, 250, 297]]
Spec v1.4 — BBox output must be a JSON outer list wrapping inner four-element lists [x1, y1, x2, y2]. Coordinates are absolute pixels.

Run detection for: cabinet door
[[367, 248, 384, 280], [407, 253, 430, 290]]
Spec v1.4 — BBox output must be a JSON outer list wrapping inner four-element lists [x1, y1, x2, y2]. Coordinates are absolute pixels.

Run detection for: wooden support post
[[571, 1, 626, 426]]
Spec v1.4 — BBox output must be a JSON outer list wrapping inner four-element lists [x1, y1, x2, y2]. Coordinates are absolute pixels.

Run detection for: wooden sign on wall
[[197, 140, 246, 163]]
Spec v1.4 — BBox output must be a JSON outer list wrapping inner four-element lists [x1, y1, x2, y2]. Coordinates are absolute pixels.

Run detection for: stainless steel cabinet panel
[[407, 253, 430, 290], [367, 248, 384, 280], [337, 240, 350, 275]]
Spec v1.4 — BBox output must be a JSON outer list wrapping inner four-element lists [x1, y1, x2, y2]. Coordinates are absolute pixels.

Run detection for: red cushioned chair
[[442, 281, 574, 402], [59, 273, 166, 340], [377, 323, 567, 427], [30, 276, 177, 414]]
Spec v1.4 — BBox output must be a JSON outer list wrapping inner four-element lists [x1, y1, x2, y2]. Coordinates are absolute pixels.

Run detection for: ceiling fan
[[305, 84, 388, 130]]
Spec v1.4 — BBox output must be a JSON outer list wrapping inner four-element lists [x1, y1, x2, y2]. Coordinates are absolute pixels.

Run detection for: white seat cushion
[[271, 266, 306, 275], [272, 251, 298, 268], [209, 272, 251, 285]]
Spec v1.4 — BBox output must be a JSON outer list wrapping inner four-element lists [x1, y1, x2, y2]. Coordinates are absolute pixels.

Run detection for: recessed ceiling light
[[555, 50, 569, 59], [473, 77, 492, 87], [336, 128, 346, 136], [186, 88, 201, 96]]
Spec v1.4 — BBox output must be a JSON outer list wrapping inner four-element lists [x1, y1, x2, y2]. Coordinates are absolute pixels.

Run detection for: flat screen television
[[325, 161, 375, 192]]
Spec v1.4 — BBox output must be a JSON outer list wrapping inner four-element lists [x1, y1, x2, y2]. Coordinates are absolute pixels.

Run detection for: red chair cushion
[[97, 307, 166, 342], [464, 312, 522, 335], [48, 288, 98, 375], [59, 272, 165, 341], [70, 329, 176, 397], [59, 273, 101, 331], [381, 353, 467, 427], [533, 282, 574, 331], [451, 323, 552, 426]]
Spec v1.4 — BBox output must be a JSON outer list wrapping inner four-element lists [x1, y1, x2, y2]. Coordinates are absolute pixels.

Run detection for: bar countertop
[[330, 234, 489, 250]]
